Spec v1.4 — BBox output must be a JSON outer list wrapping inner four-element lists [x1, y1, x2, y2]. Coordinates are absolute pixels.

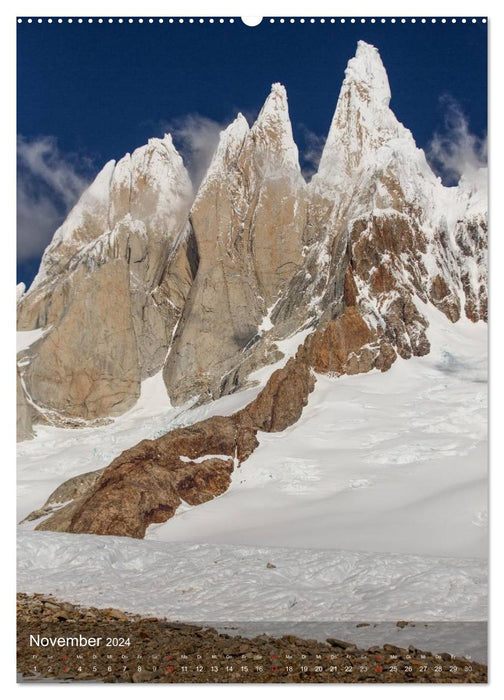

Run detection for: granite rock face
[[163, 85, 308, 405], [21, 260, 141, 419], [16, 368, 34, 442]]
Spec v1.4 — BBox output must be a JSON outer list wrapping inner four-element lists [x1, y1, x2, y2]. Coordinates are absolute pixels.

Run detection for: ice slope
[[146, 305, 487, 559], [17, 306, 487, 558]]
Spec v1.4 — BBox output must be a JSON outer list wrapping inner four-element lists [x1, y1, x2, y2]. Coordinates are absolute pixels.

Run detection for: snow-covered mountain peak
[[128, 133, 188, 185], [27, 135, 192, 294], [314, 42, 418, 198], [346, 40, 391, 107], [193, 114, 250, 201], [196, 83, 302, 195], [139, 133, 184, 166], [234, 112, 250, 131], [104, 134, 184, 194], [247, 82, 302, 176], [255, 82, 289, 123], [222, 112, 250, 143]]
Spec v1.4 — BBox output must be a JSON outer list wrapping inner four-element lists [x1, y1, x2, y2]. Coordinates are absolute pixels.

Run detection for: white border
[[3, 1, 501, 698]]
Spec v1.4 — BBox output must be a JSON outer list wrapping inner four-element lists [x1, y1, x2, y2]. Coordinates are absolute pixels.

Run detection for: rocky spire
[[344, 40, 392, 107], [248, 82, 302, 175], [308, 41, 486, 366], [194, 113, 249, 202], [16, 134, 195, 429], [163, 86, 307, 405], [314, 41, 413, 194]]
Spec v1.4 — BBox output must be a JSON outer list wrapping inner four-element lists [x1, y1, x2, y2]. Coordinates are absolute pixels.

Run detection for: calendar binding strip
[[16, 17, 488, 25]]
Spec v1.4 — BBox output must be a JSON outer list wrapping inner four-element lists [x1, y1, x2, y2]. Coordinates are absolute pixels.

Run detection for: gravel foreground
[[17, 594, 487, 684]]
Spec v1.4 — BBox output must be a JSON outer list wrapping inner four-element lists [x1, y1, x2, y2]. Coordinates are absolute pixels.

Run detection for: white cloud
[[298, 126, 326, 181], [427, 97, 487, 185], [17, 184, 61, 261], [166, 114, 225, 189], [165, 109, 326, 186], [17, 136, 91, 262]]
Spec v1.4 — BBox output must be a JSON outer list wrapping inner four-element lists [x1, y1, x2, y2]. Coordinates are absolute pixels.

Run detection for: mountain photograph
[[16, 17, 488, 683]]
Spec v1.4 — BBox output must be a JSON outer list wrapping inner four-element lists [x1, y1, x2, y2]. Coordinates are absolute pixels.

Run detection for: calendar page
[[16, 14, 488, 684]]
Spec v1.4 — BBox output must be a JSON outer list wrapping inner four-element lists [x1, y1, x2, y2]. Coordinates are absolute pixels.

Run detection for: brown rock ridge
[[35, 323, 321, 537], [33, 293, 400, 539]]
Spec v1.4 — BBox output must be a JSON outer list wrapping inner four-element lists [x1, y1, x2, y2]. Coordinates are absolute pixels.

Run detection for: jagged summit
[[255, 82, 289, 122], [151, 132, 176, 150], [248, 82, 302, 174], [313, 41, 418, 193], [118, 133, 181, 163], [314, 40, 413, 195], [345, 40, 391, 107], [29, 134, 192, 295], [195, 113, 249, 198], [232, 112, 250, 132], [211, 112, 249, 153]]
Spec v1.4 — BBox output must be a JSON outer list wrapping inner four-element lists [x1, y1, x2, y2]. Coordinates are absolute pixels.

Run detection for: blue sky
[[17, 17, 487, 285]]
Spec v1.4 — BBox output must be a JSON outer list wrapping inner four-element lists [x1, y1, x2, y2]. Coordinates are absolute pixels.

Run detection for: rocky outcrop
[[241, 354, 315, 432], [17, 136, 193, 422], [303, 306, 397, 376], [37, 416, 248, 538], [36, 417, 250, 538]]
